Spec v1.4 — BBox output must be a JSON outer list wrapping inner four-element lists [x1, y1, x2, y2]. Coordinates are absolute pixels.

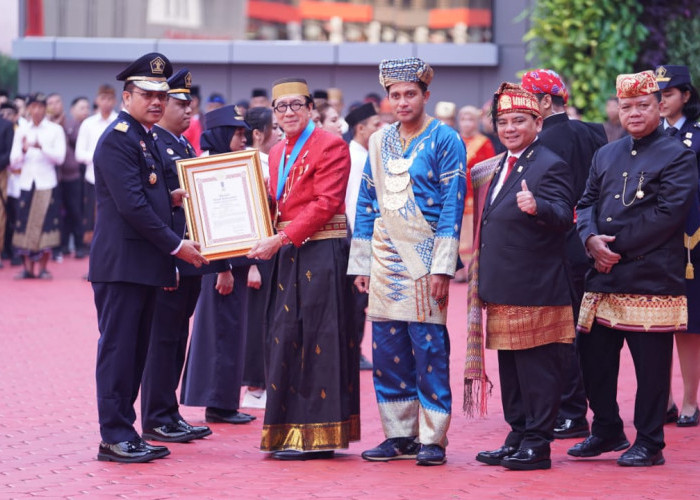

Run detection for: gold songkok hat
[[616, 70, 660, 98], [272, 77, 311, 101], [493, 82, 541, 118], [379, 57, 434, 89]]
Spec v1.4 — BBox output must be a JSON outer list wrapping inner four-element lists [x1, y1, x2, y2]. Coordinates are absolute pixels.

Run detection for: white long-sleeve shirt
[[10, 118, 66, 191], [75, 110, 118, 184], [345, 139, 368, 233]]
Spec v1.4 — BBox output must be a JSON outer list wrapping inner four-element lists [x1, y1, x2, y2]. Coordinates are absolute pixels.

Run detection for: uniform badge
[[166, 148, 174, 155], [114, 121, 129, 133], [685, 132, 693, 139], [140, 140, 147, 151], [684, 139, 692, 147], [149, 172, 158, 185]]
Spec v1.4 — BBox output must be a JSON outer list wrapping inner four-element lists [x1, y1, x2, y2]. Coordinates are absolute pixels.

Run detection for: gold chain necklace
[[621, 171, 645, 207]]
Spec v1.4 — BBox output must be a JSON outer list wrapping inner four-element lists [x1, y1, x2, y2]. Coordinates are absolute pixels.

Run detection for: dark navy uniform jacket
[[89, 111, 181, 286], [577, 129, 698, 295], [478, 140, 575, 306]]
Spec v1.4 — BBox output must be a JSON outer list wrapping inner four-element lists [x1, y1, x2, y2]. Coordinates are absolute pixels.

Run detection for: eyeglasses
[[132, 90, 168, 102], [273, 101, 305, 113]]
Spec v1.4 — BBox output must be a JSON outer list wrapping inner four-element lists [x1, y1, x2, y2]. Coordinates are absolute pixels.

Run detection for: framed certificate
[[177, 150, 273, 260]]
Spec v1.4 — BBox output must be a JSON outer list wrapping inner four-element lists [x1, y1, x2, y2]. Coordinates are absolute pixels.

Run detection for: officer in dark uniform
[[140, 68, 213, 443], [90, 53, 208, 463], [569, 70, 697, 467], [521, 69, 608, 439]]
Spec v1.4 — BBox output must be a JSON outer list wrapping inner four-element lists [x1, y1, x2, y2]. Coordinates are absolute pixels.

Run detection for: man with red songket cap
[[520, 69, 608, 440], [247, 77, 360, 461], [568, 71, 697, 467], [472, 82, 576, 471]]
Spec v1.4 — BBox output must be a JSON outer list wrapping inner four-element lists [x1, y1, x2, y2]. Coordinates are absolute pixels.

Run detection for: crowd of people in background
[[1, 56, 698, 470]]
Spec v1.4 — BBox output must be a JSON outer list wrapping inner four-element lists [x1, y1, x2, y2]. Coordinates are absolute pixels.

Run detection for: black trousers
[[558, 230, 590, 421], [141, 275, 202, 428], [499, 342, 568, 450], [578, 322, 673, 453], [57, 179, 85, 252], [93, 282, 157, 443]]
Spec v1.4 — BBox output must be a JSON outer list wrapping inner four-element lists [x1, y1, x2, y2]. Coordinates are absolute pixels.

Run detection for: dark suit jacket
[[0, 117, 13, 172], [89, 111, 181, 286], [539, 113, 607, 201], [478, 140, 574, 306], [577, 129, 698, 295]]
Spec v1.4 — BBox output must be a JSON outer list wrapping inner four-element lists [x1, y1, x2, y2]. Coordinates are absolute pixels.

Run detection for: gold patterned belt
[[276, 214, 347, 241]]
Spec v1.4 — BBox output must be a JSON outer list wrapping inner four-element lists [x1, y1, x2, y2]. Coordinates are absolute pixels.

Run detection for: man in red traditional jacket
[[247, 77, 360, 460]]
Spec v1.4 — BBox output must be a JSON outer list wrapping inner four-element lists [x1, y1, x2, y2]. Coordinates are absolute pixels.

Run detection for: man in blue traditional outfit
[[348, 57, 466, 466]]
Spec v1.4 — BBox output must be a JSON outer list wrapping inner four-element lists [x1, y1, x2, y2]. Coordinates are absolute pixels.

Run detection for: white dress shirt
[[10, 117, 66, 191], [75, 110, 118, 184], [346, 139, 368, 233]]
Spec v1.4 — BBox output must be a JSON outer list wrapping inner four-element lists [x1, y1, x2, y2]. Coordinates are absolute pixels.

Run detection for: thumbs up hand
[[516, 179, 537, 215]]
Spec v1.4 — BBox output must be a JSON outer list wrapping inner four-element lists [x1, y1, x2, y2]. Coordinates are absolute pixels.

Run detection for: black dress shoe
[[553, 417, 590, 439], [361, 437, 420, 461], [677, 407, 700, 427], [97, 439, 170, 463], [176, 419, 213, 439], [476, 445, 517, 466], [416, 444, 446, 466], [666, 404, 679, 424], [143, 441, 170, 454], [500, 447, 551, 470], [271, 450, 335, 461], [567, 434, 630, 457], [205, 407, 256, 424], [617, 444, 665, 467], [143, 420, 209, 443]]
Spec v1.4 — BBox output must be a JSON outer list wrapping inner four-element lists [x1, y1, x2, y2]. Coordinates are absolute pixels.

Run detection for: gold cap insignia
[[185, 72, 192, 88], [150, 56, 166, 75], [655, 66, 670, 82]]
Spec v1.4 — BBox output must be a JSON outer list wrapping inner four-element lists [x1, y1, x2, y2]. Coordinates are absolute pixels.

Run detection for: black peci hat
[[345, 102, 377, 129]]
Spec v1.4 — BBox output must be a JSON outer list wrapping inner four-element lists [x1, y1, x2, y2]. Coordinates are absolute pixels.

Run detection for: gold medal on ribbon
[[149, 172, 157, 185]]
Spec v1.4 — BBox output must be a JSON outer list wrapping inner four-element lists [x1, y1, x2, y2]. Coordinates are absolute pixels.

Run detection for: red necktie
[[505, 156, 517, 180]]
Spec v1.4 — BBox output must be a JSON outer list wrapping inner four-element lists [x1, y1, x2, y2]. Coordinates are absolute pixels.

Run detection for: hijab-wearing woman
[[240, 106, 282, 409], [657, 65, 700, 427], [180, 105, 257, 424]]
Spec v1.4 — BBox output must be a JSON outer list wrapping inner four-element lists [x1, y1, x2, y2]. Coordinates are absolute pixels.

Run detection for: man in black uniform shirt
[[90, 53, 208, 463], [140, 68, 212, 444], [569, 70, 697, 467], [521, 69, 607, 439]]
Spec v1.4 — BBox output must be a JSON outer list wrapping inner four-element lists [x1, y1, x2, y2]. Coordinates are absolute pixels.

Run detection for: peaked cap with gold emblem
[[116, 52, 173, 92], [167, 68, 193, 101], [654, 65, 692, 90]]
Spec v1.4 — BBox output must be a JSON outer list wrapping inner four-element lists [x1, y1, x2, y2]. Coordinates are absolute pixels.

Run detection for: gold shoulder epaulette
[[114, 121, 129, 133]]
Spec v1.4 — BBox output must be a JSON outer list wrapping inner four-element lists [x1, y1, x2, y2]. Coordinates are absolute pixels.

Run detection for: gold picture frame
[[176, 149, 273, 260]]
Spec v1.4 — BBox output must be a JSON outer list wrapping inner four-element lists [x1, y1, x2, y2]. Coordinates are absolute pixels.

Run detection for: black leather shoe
[[553, 417, 590, 439], [617, 444, 665, 467], [416, 444, 446, 466], [567, 434, 630, 457], [501, 447, 551, 470], [677, 407, 700, 427], [361, 437, 420, 461], [205, 407, 256, 424], [143, 441, 170, 454], [271, 450, 335, 461], [666, 404, 679, 424], [476, 445, 517, 465], [176, 419, 212, 439], [143, 420, 210, 443], [97, 439, 169, 463]]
